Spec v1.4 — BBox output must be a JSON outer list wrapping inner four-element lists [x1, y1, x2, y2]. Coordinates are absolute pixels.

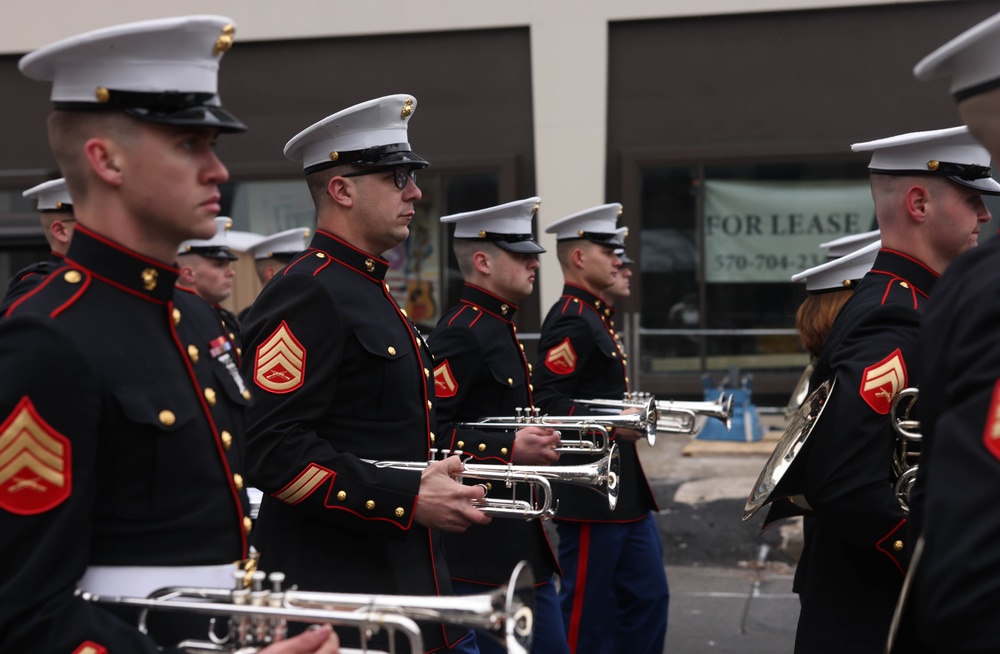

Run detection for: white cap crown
[[545, 203, 625, 246], [791, 240, 881, 293], [23, 178, 73, 212]]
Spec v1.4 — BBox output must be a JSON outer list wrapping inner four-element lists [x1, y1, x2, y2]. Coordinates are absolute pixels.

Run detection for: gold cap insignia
[[617, 207, 624, 218], [927, 160, 940, 171], [213, 24, 235, 56], [532, 200, 541, 215], [401, 98, 414, 119], [578, 230, 585, 236], [141, 268, 158, 291], [95, 87, 110, 103], [329, 151, 339, 162], [479, 231, 487, 238]]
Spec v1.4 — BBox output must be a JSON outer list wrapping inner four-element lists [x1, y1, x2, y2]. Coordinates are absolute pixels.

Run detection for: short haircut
[[452, 239, 500, 277], [47, 110, 138, 203]]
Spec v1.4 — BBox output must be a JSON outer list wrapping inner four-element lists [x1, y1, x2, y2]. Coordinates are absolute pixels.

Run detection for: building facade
[[1, 0, 995, 402]]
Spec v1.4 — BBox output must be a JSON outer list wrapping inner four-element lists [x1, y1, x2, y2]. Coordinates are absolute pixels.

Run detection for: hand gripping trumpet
[[366, 444, 621, 520], [80, 560, 536, 654], [458, 396, 657, 451], [576, 391, 734, 434]]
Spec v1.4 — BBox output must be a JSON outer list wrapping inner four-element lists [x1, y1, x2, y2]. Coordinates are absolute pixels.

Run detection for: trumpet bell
[[743, 377, 835, 524]]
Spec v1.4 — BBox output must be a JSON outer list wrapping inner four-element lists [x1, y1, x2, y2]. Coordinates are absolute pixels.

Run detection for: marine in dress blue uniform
[[532, 204, 668, 654], [0, 178, 74, 315], [178, 216, 243, 355], [429, 198, 567, 654], [241, 95, 486, 654], [236, 227, 312, 323], [0, 16, 283, 654], [762, 126, 1000, 654], [887, 15, 1000, 652]]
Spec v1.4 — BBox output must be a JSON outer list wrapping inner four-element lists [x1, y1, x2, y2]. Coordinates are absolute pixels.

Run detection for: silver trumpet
[[890, 387, 921, 514], [459, 396, 657, 451], [365, 443, 621, 519], [81, 560, 536, 654], [576, 391, 734, 434]]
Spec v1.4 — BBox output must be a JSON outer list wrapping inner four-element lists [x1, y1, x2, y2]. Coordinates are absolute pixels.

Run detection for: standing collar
[[461, 283, 517, 321], [562, 283, 610, 314], [310, 229, 390, 281], [63, 224, 178, 303], [867, 248, 940, 297]]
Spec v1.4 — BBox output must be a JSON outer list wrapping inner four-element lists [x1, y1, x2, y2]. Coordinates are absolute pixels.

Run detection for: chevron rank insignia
[[434, 360, 458, 398], [983, 379, 1000, 461], [859, 348, 907, 415], [254, 321, 306, 394], [273, 463, 333, 505], [0, 396, 72, 515], [545, 337, 578, 375], [72, 642, 108, 654]]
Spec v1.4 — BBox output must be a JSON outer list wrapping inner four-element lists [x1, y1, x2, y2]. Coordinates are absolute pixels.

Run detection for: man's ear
[[904, 184, 930, 222], [327, 175, 354, 208], [50, 219, 73, 245], [83, 137, 124, 186], [472, 250, 492, 276], [177, 263, 198, 286], [570, 245, 587, 270]]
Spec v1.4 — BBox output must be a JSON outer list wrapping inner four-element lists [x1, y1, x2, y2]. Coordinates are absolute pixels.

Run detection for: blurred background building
[[1, 0, 995, 403]]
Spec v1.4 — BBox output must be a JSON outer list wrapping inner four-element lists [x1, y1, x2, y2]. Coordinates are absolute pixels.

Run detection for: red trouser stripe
[[566, 523, 592, 653]]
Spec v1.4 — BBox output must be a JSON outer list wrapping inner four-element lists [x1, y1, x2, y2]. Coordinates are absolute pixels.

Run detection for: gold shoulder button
[[63, 270, 82, 284], [158, 410, 176, 426]]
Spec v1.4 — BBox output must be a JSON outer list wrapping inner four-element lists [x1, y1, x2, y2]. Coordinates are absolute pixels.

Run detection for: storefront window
[[637, 161, 873, 390]]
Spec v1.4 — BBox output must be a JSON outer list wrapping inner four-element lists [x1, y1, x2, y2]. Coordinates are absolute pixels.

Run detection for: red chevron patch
[[0, 396, 72, 515], [545, 337, 578, 375], [859, 349, 907, 415], [434, 360, 458, 398], [983, 379, 1000, 461], [254, 321, 306, 394]]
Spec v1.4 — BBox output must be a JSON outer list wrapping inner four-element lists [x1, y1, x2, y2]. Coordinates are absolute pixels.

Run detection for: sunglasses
[[341, 165, 417, 190]]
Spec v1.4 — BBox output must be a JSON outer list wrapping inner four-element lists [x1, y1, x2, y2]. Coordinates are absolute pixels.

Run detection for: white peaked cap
[[284, 94, 428, 173], [248, 227, 312, 260], [441, 197, 545, 254], [18, 16, 244, 132], [545, 203, 625, 246], [23, 178, 73, 211], [851, 125, 1000, 194], [178, 216, 237, 260], [914, 11, 1000, 101], [819, 230, 881, 259], [791, 240, 881, 293]]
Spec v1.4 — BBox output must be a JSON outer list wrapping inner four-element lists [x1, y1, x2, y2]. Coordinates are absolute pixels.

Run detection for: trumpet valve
[[269, 572, 285, 593]]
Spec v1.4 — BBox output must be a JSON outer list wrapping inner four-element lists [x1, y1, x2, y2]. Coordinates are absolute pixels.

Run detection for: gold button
[[388, 346, 397, 356], [237, 348, 242, 357], [158, 410, 176, 426], [395, 507, 405, 518], [478, 443, 486, 452], [456, 440, 465, 449], [572, 298, 579, 303], [337, 490, 347, 501], [427, 400, 433, 410], [625, 376, 630, 384], [172, 308, 181, 326], [529, 384, 534, 391], [229, 332, 236, 341], [365, 500, 375, 510], [63, 270, 82, 284], [893, 540, 904, 551], [205, 387, 217, 407], [611, 352, 617, 358], [501, 448, 509, 455], [520, 344, 525, 351], [899, 281, 910, 289], [595, 300, 602, 308], [243, 517, 253, 535], [507, 378, 514, 386], [233, 473, 244, 490], [528, 363, 533, 373], [401, 309, 409, 318], [424, 368, 430, 378], [188, 345, 199, 363], [242, 390, 251, 401], [221, 431, 233, 450], [316, 253, 327, 259], [385, 283, 391, 292], [429, 432, 436, 443], [472, 307, 480, 312]]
